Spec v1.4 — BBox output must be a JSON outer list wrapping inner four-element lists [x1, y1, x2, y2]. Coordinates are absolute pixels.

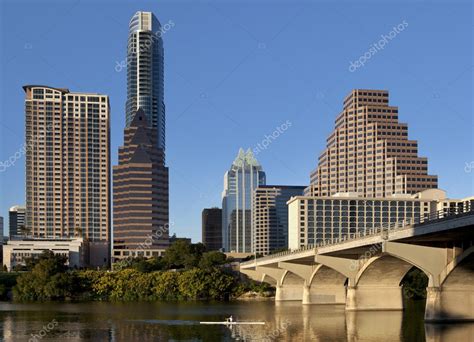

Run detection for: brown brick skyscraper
[[307, 89, 438, 198], [113, 109, 169, 260]]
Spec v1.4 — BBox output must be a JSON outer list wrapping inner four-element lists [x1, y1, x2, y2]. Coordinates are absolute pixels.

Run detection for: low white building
[[3, 238, 85, 271]]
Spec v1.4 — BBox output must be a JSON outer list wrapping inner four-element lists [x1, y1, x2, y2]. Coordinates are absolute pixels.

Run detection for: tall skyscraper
[[126, 11, 165, 153], [202, 208, 222, 251], [112, 11, 169, 261], [8, 205, 26, 239], [222, 148, 266, 252], [253, 185, 306, 255], [23, 85, 110, 266], [307, 89, 438, 198], [113, 109, 169, 260]]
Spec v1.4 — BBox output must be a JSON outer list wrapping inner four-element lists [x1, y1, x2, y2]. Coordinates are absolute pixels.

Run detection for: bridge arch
[[281, 270, 304, 287], [355, 254, 424, 287], [307, 264, 347, 304], [277, 270, 304, 301], [346, 253, 425, 311], [262, 273, 278, 286]]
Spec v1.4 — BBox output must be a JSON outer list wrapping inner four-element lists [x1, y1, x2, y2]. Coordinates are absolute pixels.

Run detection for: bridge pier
[[346, 285, 404, 311], [425, 286, 474, 322], [275, 284, 303, 301], [304, 284, 346, 304]]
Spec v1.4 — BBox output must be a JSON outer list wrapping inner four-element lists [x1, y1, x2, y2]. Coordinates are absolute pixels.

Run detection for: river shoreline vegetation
[[2, 241, 274, 302], [0, 240, 428, 303]]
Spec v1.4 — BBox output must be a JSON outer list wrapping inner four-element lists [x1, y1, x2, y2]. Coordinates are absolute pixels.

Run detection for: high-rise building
[[222, 148, 266, 252], [23, 85, 110, 266], [113, 109, 169, 260], [307, 89, 438, 198], [126, 11, 165, 153], [253, 185, 306, 255], [202, 208, 222, 251], [8, 205, 26, 239]]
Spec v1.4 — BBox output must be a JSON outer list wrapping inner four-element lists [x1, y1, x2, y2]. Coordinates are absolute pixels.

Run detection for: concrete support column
[[275, 285, 283, 301], [275, 284, 303, 301], [346, 285, 404, 311], [425, 286, 474, 321], [302, 285, 310, 305], [305, 285, 346, 304]]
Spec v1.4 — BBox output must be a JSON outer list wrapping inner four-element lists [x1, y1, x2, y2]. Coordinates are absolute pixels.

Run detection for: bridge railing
[[241, 203, 473, 266]]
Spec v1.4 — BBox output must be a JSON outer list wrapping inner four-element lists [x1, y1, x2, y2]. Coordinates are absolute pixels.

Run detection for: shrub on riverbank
[[11, 251, 261, 302], [77, 268, 236, 301], [14, 267, 247, 302]]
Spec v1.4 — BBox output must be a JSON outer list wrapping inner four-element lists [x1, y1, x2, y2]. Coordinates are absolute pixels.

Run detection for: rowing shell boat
[[199, 321, 265, 325]]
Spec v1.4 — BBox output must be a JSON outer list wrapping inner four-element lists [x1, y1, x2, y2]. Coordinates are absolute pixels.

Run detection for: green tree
[[128, 256, 165, 273], [163, 240, 206, 269], [13, 251, 74, 301], [198, 251, 227, 269]]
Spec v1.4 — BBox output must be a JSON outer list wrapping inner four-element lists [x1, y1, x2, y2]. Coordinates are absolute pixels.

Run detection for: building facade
[[9, 205, 26, 239], [126, 11, 165, 153], [307, 89, 438, 198], [23, 85, 110, 267], [3, 238, 85, 271], [222, 148, 266, 252], [202, 208, 222, 251], [288, 189, 473, 250], [113, 109, 169, 261], [253, 185, 306, 255]]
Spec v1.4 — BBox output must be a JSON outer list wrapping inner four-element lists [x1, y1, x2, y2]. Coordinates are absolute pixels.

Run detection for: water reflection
[[0, 301, 472, 341]]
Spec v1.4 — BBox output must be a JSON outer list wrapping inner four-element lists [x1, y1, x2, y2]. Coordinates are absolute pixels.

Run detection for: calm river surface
[[0, 300, 473, 341]]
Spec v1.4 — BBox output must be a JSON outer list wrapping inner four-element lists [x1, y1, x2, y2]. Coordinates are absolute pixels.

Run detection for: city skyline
[[0, 1, 472, 243]]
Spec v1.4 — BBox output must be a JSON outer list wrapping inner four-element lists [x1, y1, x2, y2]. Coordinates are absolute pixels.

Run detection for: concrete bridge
[[240, 208, 474, 322]]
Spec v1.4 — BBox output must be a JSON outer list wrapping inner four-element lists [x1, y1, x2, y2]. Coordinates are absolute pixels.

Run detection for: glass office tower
[[126, 11, 165, 154], [222, 149, 266, 253]]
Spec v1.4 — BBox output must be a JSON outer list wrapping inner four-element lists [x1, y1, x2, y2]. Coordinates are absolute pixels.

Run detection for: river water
[[0, 300, 472, 341]]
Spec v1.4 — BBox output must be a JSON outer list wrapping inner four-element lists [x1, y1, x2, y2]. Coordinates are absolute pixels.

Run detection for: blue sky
[[0, 0, 472, 241]]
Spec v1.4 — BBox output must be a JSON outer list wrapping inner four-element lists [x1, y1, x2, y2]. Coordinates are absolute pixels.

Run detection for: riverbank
[[2, 250, 273, 302], [9, 267, 274, 302]]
